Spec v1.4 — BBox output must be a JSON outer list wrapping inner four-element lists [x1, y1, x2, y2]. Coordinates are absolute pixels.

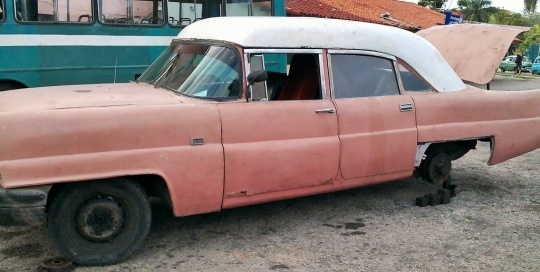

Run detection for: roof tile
[[286, 0, 445, 31]]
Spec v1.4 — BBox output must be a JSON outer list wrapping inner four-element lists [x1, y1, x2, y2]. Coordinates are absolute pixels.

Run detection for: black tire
[[500, 68, 505, 72], [48, 179, 152, 266], [0, 82, 24, 91]]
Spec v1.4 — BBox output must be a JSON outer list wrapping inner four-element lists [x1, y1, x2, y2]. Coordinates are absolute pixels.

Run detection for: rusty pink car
[[0, 17, 539, 265]]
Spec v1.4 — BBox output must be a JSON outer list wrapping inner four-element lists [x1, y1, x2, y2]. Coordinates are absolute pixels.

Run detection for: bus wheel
[[48, 179, 152, 266], [0, 82, 24, 91]]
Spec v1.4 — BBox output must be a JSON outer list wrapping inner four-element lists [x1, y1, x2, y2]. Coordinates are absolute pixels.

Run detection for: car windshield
[[139, 44, 242, 100]]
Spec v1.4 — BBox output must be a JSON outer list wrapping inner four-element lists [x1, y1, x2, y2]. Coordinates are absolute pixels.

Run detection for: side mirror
[[247, 70, 268, 85]]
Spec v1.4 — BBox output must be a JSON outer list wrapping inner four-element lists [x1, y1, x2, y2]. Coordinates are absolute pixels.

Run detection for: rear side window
[[331, 54, 400, 99], [15, 0, 93, 23], [398, 63, 433, 92]]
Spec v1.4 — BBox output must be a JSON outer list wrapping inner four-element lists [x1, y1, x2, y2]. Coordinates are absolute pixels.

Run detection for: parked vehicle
[[531, 56, 540, 74], [0, 0, 284, 91], [499, 55, 532, 72], [1, 17, 539, 266]]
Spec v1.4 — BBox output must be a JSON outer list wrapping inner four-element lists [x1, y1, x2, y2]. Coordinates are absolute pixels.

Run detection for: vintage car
[[499, 55, 532, 72], [532, 56, 540, 74], [0, 17, 539, 266]]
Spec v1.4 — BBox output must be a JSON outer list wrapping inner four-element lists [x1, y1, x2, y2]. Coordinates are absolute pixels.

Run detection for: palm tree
[[525, 0, 537, 12], [457, 0, 497, 22]]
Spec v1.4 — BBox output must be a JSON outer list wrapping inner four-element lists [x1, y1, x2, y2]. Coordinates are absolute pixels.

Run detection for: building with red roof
[[285, 0, 445, 32]]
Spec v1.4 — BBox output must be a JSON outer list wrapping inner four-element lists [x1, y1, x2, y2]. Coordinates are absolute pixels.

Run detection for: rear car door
[[329, 51, 417, 180]]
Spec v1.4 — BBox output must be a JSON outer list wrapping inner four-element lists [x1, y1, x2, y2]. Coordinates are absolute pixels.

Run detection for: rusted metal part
[[37, 257, 75, 272], [418, 24, 531, 85], [0, 185, 51, 226]]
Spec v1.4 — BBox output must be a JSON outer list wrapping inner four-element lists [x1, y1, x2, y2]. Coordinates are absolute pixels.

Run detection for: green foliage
[[457, 0, 498, 22], [418, 0, 448, 10], [518, 24, 540, 52], [488, 8, 529, 26], [524, 0, 538, 12]]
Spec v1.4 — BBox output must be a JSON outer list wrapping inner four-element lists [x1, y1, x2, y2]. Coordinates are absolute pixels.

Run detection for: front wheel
[[48, 179, 152, 266], [500, 68, 506, 72]]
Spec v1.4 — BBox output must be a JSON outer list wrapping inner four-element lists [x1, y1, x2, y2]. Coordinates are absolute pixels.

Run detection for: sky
[[401, 0, 526, 13]]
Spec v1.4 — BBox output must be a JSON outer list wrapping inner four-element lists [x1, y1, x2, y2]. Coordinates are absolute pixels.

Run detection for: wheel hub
[[426, 153, 452, 184], [75, 196, 125, 243]]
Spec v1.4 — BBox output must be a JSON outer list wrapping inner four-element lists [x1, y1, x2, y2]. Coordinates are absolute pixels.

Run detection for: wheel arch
[[46, 174, 173, 211], [414, 137, 492, 182], [0, 80, 27, 91]]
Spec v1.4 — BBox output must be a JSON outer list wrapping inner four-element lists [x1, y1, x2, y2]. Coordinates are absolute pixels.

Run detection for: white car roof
[[177, 17, 466, 92]]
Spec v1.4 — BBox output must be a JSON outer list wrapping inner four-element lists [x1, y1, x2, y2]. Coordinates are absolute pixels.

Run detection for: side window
[[100, 0, 163, 25], [0, 1, 4, 21], [398, 63, 433, 92], [536, 58, 540, 64], [331, 54, 400, 99], [248, 52, 322, 101], [227, 0, 271, 16], [167, 0, 221, 26], [166, 0, 271, 26], [15, 0, 93, 23]]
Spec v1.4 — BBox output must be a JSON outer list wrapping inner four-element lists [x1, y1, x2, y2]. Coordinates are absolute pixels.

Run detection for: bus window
[[15, 0, 93, 23], [99, 0, 164, 25], [167, 0, 221, 26], [0, 1, 4, 21], [226, 0, 271, 16]]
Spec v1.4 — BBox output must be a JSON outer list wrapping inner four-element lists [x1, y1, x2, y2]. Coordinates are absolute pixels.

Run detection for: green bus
[[0, 0, 286, 91]]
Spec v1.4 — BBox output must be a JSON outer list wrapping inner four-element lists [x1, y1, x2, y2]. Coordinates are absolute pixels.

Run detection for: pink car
[[0, 17, 539, 265]]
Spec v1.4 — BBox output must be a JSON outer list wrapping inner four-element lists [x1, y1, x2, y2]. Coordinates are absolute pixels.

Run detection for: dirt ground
[[0, 76, 539, 271]]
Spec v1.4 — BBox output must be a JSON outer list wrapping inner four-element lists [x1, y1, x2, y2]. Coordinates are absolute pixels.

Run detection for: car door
[[219, 50, 340, 207], [328, 51, 417, 181]]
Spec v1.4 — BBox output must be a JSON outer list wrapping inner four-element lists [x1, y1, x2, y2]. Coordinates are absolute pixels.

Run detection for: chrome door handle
[[400, 103, 413, 112], [315, 108, 336, 114]]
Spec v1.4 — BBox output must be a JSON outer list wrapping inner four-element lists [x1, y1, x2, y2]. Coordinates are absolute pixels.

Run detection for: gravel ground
[[0, 77, 539, 271]]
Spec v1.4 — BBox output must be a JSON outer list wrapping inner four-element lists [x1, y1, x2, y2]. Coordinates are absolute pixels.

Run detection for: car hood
[[0, 83, 182, 112], [417, 24, 530, 84]]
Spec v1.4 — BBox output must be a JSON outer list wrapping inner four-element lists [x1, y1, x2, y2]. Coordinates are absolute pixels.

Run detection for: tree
[[418, 0, 448, 10], [518, 24, 540, 52], [524, 0, 537, 12], [457, 0, 498, 22], [488, 8, 530, 26]]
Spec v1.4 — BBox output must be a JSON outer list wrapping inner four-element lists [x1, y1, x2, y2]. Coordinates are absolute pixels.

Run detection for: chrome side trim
[[191, 137, 204, 145], [315, 108, 336, 113], [400, 103, 414, 112], [318, 53, 327, 100]]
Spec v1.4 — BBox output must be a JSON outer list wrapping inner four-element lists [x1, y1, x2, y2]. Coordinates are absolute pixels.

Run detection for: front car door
[[328, 51, 417, 184], [219, 49, 340, 208]]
